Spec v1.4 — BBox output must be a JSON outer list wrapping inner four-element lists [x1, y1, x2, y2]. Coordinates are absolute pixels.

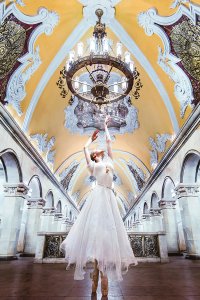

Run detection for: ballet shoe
[[90, 268, 99, 294], [100, 271, 108, 296]]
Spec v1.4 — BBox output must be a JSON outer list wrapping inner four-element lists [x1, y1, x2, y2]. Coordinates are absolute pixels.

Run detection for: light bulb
[[125, 51, 131, 64], [77, 42, 83, 57], [82, 82, 87, 93], [116, 42, 122, 58], [74, 76, 79, 90], [114, 82, 118, 93], [69, 50, 75, 62], [90, 37, 96, 53], [121, 76, 127, 90], [103, 37, 109, 53], [66, 60, 70, 71], [130, 61, 135, 72]]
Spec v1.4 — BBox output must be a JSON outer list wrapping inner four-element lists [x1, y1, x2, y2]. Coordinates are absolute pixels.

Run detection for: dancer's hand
[[91, 129, 99, 142], [104, 115, 111, 126]]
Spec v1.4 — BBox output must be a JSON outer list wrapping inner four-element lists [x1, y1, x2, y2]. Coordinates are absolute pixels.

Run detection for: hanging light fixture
[[65, 9, 137, 106]]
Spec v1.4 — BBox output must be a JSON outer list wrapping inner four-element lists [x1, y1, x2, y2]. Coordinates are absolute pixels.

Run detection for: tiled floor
[[0, 257, 200, 300]]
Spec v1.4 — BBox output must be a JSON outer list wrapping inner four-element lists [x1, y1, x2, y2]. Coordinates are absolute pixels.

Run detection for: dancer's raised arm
[[84, 129, 99, 165], [104, 116, 113, 160]]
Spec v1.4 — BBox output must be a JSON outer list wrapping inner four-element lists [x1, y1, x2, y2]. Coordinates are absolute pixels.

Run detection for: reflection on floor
[[0, 257, 200, 300]]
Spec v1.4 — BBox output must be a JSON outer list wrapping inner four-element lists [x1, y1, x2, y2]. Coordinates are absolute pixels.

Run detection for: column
[[142, 214, 151, 232], [159, 199, 179, 254], [54, 213, 63, 232], [149, 208, 163, 232], [60, 217, 71, 232], [23, 198, 45, 255], [175, 183, 200, 258], [0, 183, 28, 259], [40, 207, 56, 232]]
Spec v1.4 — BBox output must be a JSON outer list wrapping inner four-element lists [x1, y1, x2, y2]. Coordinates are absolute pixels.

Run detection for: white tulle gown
[[60, 156, 138, 281]]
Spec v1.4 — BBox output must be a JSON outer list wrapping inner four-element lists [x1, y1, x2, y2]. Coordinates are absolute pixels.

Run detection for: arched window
[[56, 200, 62, 213], [143, 202, 148, 214], [45, 191, 54, 208], [151, 192, 159, 208], [181, 151, 200, 183], [28, 176, 42, 198], [161, 177, 175, 200]]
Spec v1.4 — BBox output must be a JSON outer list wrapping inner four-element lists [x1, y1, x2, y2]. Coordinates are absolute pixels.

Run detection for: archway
[[45, 191, 54, 208], [151, 192, 159, 209], [28, 176, 42, 198]]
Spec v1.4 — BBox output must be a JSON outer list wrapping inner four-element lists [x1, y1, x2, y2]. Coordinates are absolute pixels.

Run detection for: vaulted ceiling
[[1, 0, 200, 212]]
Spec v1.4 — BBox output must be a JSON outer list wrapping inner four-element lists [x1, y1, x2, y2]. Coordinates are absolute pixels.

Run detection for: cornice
[[124, 103, 200, 219], [0, 104, 79, 212]]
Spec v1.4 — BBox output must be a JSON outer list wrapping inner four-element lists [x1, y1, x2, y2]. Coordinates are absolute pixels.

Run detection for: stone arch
[[161, 177, 175, 200], [143, 202, 148, 214], [181, 150, 200, 183], [151, 192, 159, 208], [28, 175, 42, 198], [45, 190, 54, 208], [69, 210, 72, 221], [0, 149, 22, 183], [56, 200, 62, 213], [134, 212, 136, 222]]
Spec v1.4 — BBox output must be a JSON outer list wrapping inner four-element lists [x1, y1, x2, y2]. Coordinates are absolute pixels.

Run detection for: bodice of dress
[[88, 157, 114, 188]]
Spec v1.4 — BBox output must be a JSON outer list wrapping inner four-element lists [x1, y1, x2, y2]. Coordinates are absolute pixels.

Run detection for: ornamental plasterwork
[[138, 3, 200, 117], [64, 96, 139, 136], [157, 47, 192, 117], [149, 133, 172, 168], [0, 2, 59, 115], [59, 161, 80, 192], [170, 0, 189, 9], [9, 0, 25, 6], [78, 0, 121, 25], [30, 133, 56, 166], [119, 158, 146, 193]]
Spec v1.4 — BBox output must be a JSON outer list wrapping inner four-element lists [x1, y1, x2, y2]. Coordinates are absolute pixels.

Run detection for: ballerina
[[60, 116, 138, 297]]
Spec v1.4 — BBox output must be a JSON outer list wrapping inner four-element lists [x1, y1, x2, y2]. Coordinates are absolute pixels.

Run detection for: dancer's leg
[[100, 270, 108, 296], [90, 259, 99, 294]]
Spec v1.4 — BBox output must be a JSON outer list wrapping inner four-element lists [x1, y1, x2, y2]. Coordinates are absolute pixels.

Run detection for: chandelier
[[65, 9, 137, 106]]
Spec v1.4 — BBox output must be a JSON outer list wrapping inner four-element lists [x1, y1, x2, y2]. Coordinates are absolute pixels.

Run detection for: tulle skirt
[[60, 184, 138, 281]]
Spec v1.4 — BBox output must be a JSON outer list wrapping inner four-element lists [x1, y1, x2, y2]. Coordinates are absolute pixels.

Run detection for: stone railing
[[35, 231, 168, 263]]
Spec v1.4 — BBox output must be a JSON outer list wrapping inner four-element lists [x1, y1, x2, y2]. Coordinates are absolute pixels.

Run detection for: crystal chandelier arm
[[104, 66, 113, 84], [109, 90, 127, 96], [107, 79, 129, 88], [85, 65, 96, 84], [71, 78, 92, 87]]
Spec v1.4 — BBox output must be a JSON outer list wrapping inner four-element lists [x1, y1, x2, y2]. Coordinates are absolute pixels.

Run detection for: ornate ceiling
[[1, 0, 200, 213]]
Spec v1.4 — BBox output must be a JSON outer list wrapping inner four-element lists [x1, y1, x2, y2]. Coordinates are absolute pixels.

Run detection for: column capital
[[42, 207, 55, 216], [3, 183, 29, 198], [158, 199, 176, 209], [142, 213, 151, 220], [175, 183, 200, 198], [27, 198, 45, 209], [149, 208, 162, 216], [54, 212, 63, 220]]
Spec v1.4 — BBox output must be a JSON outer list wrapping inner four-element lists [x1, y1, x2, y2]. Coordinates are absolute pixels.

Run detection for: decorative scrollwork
[[128, 234, 159, 257], [44, 235, 67, 258], [43, 233, 160, 259], [0, 20, 26, 103], [144, 236, 159, 257]]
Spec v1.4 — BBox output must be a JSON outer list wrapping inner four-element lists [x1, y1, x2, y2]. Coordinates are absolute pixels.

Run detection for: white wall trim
[[22, 18, 90, 132], [0, 2, 59, 115], [138, 3, 200, 117], [110, 18, 179, 133]]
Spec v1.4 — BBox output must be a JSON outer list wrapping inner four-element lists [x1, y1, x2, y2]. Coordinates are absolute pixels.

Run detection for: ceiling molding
[[138, 3, 200, 117], [109, 18, 179, 133], [78, 0, 121, 25], [0, 2, 59, 115], [22, 18, 90, 132]]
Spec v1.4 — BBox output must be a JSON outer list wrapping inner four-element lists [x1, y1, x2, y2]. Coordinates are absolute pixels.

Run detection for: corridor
[[0, 257, 200, 300]]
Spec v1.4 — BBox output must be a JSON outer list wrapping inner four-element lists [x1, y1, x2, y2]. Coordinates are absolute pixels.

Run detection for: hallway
[[0, 257, 200, 300]]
